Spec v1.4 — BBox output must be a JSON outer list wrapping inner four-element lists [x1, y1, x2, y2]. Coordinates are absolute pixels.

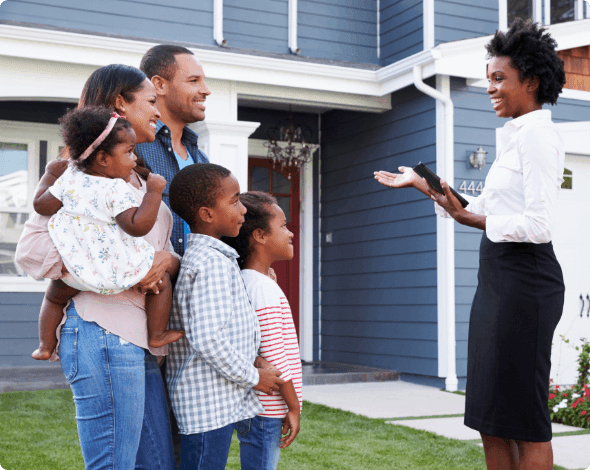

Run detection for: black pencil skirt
[[464, 233, 565, 442]]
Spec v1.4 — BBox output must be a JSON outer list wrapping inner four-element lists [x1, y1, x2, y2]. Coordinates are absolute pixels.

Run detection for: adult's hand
[[426, 179, 465, 220], [255, 355, 281, 375], [374, 167, 421, 189], [253, 368, 285, 395], [133, 250, 171, 295]]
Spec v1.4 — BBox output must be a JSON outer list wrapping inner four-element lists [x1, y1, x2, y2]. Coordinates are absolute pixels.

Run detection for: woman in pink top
[[15, 64, 178, 470]]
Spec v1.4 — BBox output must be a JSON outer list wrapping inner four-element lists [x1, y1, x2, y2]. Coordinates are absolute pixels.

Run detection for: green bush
[[549, 341, 590, 428]]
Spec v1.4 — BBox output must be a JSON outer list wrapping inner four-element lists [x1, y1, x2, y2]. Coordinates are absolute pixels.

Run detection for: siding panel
[[0, 0, 214, 46], [298, 0, 377, 63], [434, 0, 498, 46], [319, 83, 437, 376], [379, 0, 423, 66]]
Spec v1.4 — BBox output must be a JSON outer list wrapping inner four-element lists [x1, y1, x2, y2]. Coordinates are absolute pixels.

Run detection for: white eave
[[1, 19, 590, 98]]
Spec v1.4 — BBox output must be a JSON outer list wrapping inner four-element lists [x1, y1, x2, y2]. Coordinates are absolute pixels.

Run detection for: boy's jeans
[[180, 416, 282, 470], [59, 302, 176, 470]]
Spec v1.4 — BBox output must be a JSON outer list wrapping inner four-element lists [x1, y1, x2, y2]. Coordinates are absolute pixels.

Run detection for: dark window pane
[[272, 170, 291, 194], [276, 196, 291, 223], [508, 0, 533, 25], [251, 166, 270, 192], [562, 168, 572, 189], [551, 0, 575, 24]]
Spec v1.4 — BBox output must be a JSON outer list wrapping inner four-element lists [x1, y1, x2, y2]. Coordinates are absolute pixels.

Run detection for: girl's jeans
[[180, 415, 282, 470], [59, 301, 176, 470]]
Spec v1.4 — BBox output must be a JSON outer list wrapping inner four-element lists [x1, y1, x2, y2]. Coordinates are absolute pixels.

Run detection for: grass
[[0, 390, 574, 470]]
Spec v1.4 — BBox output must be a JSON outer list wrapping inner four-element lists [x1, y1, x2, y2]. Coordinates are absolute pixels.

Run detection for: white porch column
[[192, 120, 260, 193]]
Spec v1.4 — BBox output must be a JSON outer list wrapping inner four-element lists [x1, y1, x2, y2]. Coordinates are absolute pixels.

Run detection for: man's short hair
[[169, 163, 232, 228], [140, 45, 194, 81]]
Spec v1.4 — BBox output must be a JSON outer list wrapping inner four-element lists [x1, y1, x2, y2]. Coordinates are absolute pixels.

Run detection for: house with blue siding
[[1, 0, 590, 390]]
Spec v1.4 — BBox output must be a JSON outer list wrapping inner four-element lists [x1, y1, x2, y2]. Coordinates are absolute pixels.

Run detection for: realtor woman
[[375, 19, 566, 470]]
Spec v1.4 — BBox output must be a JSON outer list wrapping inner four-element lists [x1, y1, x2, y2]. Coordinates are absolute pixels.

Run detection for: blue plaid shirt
[[166, 234, 263, 434], [135, 121, 209, 256]]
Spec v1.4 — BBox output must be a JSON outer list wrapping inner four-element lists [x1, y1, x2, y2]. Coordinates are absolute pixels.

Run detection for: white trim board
[[2, 20, 590, 99]]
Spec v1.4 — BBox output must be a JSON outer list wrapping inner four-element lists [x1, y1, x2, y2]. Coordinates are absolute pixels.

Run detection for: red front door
[[248, 158, 300, 340]]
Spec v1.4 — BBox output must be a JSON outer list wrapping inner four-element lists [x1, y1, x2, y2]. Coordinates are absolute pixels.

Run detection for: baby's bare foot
[[148, 330, 185, 348], [32, 347, 53, 360]]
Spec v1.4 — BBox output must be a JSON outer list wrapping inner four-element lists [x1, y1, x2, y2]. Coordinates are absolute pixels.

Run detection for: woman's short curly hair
[[59, 106, 133, 170], [486, 18, 566, 105], [223, 192, 277, 269]]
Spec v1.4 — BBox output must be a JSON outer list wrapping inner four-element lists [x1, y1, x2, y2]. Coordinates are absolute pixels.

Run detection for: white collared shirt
[[437, 109, 565, 243]]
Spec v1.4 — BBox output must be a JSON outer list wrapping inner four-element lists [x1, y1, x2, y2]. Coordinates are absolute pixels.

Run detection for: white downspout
[[413, 65, 459, 392], [289, 0, 300, 54], [214, 0, 227, 46]]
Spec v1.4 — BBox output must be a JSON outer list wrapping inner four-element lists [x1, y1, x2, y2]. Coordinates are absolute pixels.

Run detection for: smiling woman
[[375, 19, 567, 470]]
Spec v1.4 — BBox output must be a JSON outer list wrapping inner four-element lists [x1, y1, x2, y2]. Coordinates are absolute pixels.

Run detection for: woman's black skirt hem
[[464, 233, 564, 442]]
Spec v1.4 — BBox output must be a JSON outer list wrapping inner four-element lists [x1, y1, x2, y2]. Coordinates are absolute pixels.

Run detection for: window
[[504, 0, 587, 29], [0, 120, 62, 286]]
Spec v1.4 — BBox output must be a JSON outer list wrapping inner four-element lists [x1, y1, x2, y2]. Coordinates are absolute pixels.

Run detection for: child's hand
[[280, 410, 300, 448], [146, 173, 167, 195], [254, 368, 285, 395], [46, 159, 69, 178]]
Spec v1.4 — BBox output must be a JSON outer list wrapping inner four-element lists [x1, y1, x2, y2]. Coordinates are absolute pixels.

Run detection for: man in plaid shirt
[[136, 44, 210, 257], [167, 164, 284, 470]]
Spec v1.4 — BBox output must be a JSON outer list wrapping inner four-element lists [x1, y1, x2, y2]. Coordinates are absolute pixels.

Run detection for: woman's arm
[[428, 179, 487, 231], [33, 160, 68, 216], [133, 250, 175, 295]]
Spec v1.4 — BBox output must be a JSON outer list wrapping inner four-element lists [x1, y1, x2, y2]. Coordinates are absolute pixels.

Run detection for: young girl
[[31, 105, 184, 360], [224, 191, 302, 470]]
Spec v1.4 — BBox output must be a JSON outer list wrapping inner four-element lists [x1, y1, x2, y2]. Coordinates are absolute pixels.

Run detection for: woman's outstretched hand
[[374, 167, 420, 189]]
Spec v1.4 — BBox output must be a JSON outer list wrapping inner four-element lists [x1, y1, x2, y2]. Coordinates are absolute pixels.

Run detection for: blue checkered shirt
[[166, 234, 263, 434], [135, 121, 209, 256]]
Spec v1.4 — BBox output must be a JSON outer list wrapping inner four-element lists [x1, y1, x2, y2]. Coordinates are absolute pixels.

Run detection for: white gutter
[[413, 65, 458, 392], [214, 0, 227, 46], [288, 0, 300, 54]]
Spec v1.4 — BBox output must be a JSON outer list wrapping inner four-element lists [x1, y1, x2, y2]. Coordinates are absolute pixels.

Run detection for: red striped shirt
[[242, 270, 303, 418]]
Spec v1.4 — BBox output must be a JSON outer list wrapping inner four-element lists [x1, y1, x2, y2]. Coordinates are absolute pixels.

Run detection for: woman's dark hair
[[78, 64, 151, 179], [223, 192, 278, 269], [486, 18, 565, 105], [59, 106, 133, 170]]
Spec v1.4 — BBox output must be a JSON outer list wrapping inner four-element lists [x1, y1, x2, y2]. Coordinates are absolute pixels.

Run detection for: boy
[[167, 163, 285, 470]]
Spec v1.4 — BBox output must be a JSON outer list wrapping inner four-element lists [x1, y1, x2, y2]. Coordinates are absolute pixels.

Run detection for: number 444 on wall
[[459, 181, 483, 194]]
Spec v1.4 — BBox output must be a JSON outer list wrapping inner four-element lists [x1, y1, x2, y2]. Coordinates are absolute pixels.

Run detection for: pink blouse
[[15, 171, 179, 359]]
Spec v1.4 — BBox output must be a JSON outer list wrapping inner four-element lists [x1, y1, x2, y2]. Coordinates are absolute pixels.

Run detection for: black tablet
[[412, 162, 469, 208]]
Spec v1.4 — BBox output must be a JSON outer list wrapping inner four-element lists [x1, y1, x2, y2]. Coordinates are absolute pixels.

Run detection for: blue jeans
[[59, 301, 175, 470], [180, 416, 282, 470]]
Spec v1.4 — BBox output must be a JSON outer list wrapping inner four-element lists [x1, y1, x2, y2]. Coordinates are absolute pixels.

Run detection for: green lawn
[[0, 389, 572, 470]]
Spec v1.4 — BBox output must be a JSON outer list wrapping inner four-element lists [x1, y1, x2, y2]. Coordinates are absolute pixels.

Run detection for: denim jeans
[[59, 301, 175, 470], [180, 416, 282, 470]]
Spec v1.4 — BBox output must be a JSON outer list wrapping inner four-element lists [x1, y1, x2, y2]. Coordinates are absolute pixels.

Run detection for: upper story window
[[504, 0, 587, 29]]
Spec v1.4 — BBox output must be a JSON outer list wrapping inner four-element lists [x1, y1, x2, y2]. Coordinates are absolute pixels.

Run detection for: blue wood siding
[[224, 0, 288, 54], [451, 78, 590, 376], [298, 0, 378, 64], [434, 0, 498, 46], [319, 82, 437, 375], [0, 293, 45, 367], [380, 0, 423, 66], [0, 0, 214, 46]]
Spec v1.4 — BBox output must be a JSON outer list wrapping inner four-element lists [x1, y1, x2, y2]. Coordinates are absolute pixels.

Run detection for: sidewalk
[[305, 381, 590, 470]]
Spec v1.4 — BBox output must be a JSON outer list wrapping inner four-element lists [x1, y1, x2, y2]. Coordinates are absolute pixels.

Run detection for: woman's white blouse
[[436, 109, 565, 243]]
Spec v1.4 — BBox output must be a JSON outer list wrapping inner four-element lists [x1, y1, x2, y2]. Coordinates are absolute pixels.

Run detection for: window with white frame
[[502, 0, 587, 29], [0, 121, 62, 279]]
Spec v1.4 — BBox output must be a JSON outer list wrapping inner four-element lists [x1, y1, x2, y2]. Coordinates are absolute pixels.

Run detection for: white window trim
[[501, 0, 588, 28], [0, 119, 62, 292]]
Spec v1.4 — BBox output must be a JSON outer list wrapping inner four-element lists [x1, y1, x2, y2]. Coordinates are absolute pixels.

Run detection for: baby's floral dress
[[48, 166, 155, 295]]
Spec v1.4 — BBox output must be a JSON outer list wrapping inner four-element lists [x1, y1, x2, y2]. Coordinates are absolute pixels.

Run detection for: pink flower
[[582, 410, 587, 416], [572, 403, 577, 409], [549, 393, 556, 400]]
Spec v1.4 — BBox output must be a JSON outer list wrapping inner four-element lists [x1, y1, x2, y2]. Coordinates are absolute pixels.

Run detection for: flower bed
[[549, 342, 590, 429]]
